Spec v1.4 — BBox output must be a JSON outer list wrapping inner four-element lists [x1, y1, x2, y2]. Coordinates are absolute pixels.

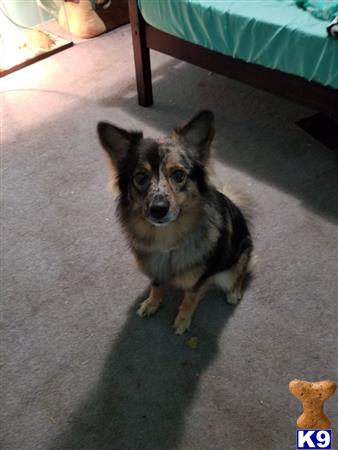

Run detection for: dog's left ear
[[97, 122, 142, 166], [176, 110, 215, 162]]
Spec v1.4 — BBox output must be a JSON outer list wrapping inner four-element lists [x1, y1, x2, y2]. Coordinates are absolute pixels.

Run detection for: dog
[[97, 111, 253, 334]]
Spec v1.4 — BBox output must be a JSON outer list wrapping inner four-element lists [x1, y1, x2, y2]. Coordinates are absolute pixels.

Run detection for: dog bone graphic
[[289, 379, 336, 429]]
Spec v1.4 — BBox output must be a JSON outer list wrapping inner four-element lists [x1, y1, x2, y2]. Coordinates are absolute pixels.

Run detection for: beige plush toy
[[59, 0, 106, 39]]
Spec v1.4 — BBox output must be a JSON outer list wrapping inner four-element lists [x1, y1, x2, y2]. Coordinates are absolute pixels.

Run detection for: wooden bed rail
[[128, 0, 338, 116]]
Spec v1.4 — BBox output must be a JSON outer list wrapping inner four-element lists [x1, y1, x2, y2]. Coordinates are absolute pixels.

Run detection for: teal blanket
[[139, 0, 338, 88], [295, 0, 338, 21]]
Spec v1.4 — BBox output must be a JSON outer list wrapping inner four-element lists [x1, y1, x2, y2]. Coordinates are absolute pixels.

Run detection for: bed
[[128, 0, 338, 116]]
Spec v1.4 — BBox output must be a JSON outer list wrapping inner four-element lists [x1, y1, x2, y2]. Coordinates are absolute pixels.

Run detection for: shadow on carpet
[[47, 288, 236, 450]]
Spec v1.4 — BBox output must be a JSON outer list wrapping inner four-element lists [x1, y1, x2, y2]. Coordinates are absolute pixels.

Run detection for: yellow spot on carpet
[[186, 336, 199, 349]]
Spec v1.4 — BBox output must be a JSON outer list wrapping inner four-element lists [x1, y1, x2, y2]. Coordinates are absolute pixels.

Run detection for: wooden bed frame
[[128, 0, 338, 116]]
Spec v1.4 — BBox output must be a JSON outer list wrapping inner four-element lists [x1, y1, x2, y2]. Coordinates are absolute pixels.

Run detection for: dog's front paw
[[226, 288, 243, 305], [137, 297, 161, 317], [173, 312, 191, 335], [226, 292, 240, 305]]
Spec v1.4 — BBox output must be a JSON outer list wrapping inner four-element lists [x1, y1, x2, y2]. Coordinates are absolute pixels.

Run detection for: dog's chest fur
[[133, 216, 221, 287]]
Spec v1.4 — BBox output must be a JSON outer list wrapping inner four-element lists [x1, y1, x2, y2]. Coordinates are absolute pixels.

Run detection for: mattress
[[138, 0, 338, 89]]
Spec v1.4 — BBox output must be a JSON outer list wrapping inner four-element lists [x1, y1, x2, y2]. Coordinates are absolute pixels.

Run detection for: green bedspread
[[138, 0, 338, 89], [294, 0, 338, 21]]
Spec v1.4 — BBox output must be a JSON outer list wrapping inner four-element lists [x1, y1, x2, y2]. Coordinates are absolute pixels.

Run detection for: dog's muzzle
[[147, 194, 175, 226]]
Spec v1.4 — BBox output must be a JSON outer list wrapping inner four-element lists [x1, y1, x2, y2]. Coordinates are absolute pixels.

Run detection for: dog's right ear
[[97, 122, 142, 165]]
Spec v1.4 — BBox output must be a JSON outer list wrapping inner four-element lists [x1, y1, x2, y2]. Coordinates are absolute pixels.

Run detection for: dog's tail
[[220, 183, 254, 224], [206, 162, 254, 223]]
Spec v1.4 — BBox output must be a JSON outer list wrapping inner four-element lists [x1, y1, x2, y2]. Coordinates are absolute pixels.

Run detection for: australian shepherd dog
[[97, 111, 253, 334]]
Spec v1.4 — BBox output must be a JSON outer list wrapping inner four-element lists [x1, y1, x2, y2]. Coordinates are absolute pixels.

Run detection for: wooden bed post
[[128, 0, 153, 106]]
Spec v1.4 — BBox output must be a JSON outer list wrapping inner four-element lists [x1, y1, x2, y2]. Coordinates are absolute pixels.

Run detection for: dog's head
[[97, 111, 214, 227]]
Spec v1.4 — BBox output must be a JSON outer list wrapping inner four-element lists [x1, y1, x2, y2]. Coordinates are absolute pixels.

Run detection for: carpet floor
[[1, 25, 338, 450]]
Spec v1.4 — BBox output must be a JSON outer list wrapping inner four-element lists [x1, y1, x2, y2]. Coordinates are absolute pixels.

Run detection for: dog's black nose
[[149, 198, 170, 220]]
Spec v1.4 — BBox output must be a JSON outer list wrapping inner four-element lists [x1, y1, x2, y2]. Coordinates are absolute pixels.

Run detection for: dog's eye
[[134, 172, 150, 188], [171, 170, 186, 184]]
